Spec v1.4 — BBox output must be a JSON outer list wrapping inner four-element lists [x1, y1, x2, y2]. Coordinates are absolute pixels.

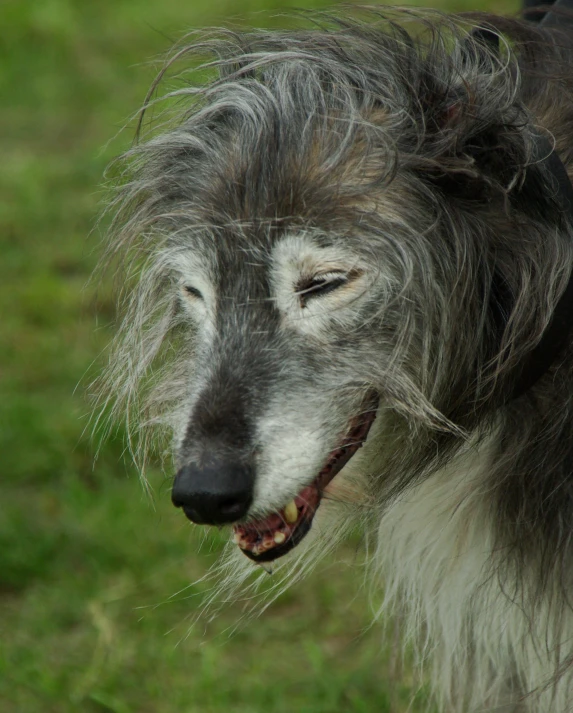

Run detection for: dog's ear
[[416, 27, 543, 214], [421, 27, 501, 130]]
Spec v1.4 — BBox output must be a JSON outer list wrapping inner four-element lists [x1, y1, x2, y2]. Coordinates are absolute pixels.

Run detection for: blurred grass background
[[1, 1, 518, 711]]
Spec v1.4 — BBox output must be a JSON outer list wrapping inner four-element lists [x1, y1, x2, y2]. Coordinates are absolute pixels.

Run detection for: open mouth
[[232, 392, 378, 563]]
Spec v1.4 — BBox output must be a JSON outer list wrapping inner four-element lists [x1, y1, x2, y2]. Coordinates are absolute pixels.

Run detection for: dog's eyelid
[[297, 267, 363, 289], [312, 270, 347, 282], [182, 285, 204, 300], [295, 268, 363, 307], [296, 272, 345, 292]]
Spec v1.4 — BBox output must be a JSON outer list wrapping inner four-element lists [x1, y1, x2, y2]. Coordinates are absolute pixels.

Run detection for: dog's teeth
[[284, 500, 298, 523], [232, 531, 241, 545], [273, 531, 286, 544]]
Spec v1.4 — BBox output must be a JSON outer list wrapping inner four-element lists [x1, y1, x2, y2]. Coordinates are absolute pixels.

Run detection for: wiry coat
[[98, 9, 573, 712]]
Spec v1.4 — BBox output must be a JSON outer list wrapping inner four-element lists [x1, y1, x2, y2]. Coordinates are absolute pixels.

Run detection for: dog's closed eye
[[295, 270, 362, 308], [183, 285, 203, 300]]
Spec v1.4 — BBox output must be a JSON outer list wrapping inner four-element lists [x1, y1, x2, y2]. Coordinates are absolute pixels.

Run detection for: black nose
[[171, 458, 254, 525]]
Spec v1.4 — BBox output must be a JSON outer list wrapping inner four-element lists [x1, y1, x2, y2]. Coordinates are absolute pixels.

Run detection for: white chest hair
[[373, 433, 573, 713]]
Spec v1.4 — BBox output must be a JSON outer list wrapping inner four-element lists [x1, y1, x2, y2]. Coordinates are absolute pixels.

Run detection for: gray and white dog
[[99, 4, 573, 711]]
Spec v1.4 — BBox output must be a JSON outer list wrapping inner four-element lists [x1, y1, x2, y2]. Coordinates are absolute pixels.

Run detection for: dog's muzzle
[[171, 458, 254, 525]]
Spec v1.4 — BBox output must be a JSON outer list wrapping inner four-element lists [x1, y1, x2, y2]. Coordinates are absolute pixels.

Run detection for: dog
[[98, 3, 573, 710]]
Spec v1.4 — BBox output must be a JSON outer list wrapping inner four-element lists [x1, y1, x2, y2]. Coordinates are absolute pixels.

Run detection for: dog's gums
[[232, 394, 378, 562]]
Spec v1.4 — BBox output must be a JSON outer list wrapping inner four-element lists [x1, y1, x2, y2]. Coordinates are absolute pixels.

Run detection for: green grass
[[1, 1, 518, 711]]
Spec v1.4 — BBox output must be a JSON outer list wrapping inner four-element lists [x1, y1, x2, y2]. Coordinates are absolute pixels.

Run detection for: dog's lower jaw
[[233, 391, 379, 562]]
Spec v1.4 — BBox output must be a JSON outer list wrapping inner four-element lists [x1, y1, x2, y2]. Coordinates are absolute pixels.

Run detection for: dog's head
[[99, 10, 572, 565]]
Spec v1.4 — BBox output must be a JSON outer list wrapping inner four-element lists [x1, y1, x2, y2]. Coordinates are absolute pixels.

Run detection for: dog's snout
[[171, 459, 254, 525]]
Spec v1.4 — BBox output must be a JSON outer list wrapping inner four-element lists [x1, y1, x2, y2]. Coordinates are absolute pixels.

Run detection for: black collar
[[540, 0, 573, 29], [509, 132, 573, 400], [508, 0, 573, 398], [470, 22, 573, 401]]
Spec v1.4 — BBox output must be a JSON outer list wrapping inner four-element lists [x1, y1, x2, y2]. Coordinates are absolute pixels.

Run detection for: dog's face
[[102, 11, 568, 568], [170, 228, 390, 562]]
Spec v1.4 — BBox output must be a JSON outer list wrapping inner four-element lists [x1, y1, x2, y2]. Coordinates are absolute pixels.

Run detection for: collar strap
[[469, 26, 573, 400], [508, 0, 573, 398], [540, 0, 573, 30], [508, 132, 573, 400]]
